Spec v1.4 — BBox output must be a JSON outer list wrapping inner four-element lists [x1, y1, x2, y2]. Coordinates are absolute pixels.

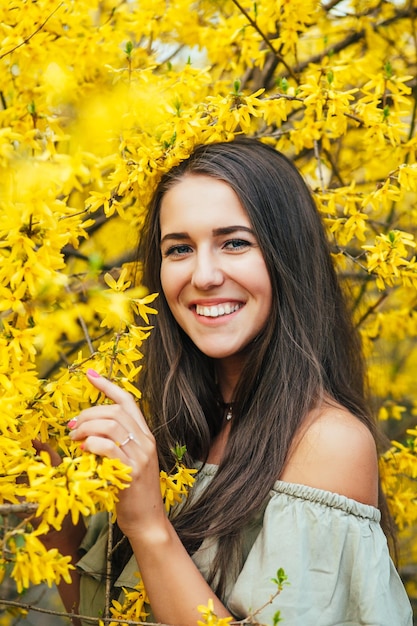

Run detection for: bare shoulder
[[280, 404, 379, 506]]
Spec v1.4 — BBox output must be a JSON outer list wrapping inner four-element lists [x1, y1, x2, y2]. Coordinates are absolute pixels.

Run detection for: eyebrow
[[160, 225, 254, 245]]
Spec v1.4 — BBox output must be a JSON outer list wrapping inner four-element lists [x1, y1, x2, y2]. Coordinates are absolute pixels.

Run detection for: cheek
[[250, 265, 273, 325], [244, 260, 272, 300], [160, 264, 183, 308], [160, 265, 172, 303]]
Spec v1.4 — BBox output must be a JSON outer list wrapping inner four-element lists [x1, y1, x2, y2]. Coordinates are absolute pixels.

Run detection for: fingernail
[[79, 442, 85, 450], [67, 419, 78, 429], [87, 368, 100, 378]]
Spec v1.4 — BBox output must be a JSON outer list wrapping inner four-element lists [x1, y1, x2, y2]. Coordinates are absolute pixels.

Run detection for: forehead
[[159, 174, 251, 234]]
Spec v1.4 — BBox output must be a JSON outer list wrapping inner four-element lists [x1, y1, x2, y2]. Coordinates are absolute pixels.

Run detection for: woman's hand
[[69, 370, 232, 626], [68, 369, 165, 539]]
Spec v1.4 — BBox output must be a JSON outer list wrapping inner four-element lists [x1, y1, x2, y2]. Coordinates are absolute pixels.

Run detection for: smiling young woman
[[159, 174, 272, 362], [52, 138, 412, 625]]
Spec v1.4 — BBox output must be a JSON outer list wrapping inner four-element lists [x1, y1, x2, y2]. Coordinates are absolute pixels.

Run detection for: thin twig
[[108, 331, 123, 380], [104, 512, 114, 621], [230, 0, 278, 56], [78, 315, 95, 355], [0, 503, 38, 516], [314, 140, 325, 191], [296, 8, 412, 75], [0, 596, 275, 626], [322, 0, 346, 12], [0, 3, 63, 60], [229, 0, 297, 80], [355, 292, 389, 327], [64, 285, 95, 355], [0, 597, 149, 625], [239, 588, 282, 624], [267, 93, 304, 103]]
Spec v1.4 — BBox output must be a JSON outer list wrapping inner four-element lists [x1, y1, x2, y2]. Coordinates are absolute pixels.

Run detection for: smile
[[195, 303, 242, 318]]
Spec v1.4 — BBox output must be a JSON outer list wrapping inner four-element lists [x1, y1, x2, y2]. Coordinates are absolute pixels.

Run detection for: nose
[[191, 249, 224, 290]]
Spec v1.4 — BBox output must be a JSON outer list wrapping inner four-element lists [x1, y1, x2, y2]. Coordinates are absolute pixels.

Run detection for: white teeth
[[196, 303, 241, 318]]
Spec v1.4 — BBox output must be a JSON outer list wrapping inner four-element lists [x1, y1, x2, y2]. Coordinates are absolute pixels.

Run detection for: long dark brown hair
[[129, 137, 394, 597]]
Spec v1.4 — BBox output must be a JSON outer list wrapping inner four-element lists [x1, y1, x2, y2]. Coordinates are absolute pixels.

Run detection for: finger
[[81, 433, 146, 473], [86, 369, 136, 407], [80, 435, 125, 459], [69, 415, 122, 441], [69, 416, 142, 451], [73, 403, 133, 425], [85, 369, 151, 435]]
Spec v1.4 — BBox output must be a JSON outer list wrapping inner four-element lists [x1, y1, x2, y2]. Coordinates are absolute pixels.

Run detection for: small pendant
[[226, 405, 233, 421]]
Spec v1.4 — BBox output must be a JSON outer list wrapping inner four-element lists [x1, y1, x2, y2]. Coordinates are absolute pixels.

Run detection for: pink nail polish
[[67, 419, 78, 429], [87, 368, 100, 378]]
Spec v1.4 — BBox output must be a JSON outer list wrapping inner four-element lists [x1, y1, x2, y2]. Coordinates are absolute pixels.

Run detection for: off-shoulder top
[[77, 462, 413, 625]]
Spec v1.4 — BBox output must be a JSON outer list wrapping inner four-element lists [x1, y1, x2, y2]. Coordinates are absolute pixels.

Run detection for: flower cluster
[[380, 428, 417, 532]]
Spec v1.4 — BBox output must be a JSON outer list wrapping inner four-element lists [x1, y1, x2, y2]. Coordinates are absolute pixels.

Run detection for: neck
[[215, 355, 244, 402]]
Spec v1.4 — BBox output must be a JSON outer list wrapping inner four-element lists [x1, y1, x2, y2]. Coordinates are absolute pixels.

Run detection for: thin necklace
[[219, 401, 234, 421]]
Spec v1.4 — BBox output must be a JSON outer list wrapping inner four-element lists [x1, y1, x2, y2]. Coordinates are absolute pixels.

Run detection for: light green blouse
[[77, 463, 413, 625]]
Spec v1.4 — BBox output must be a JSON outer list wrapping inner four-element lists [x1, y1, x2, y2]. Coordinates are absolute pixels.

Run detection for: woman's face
[[159, 174, 272, 361]]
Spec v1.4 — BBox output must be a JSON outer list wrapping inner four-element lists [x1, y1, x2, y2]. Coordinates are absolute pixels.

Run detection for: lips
[[194, 303, 243, 318]]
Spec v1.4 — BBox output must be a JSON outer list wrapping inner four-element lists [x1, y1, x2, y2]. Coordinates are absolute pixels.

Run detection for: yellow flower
[[197, 599, 232, 626], [104, 267, 131, 292], [131, 292, 158, 324]]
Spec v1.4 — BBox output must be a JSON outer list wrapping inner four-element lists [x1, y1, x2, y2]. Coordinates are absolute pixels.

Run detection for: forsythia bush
[[0, 0, 417, 623]]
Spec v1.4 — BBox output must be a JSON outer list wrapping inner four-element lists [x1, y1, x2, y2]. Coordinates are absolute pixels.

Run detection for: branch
[[314, 140, 326, 191], [0, 3, 63, 60], [0, 597, 272, 626], [238, 588, 283, 625], [296, 8, 412, 74], [104, 513, 114, 621], [0, 597, 150, 625], [322, 146, 346, 187], [229, 0, 297, 80], [64, 285, 95, 355], [40, 329, 112, 379], [355, 292, 389, 327], [0, 585, 286, 626], [0, 503, 38, 516], [322, 0, 346, 11]]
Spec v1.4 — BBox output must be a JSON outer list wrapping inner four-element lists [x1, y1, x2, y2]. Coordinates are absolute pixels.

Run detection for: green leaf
[[384, 60, 393, 78], [280, 77, 289, 93], [271, 567, 289, 590], [272, 610, 283, 625], [172, 444, 187, 462], [233, 79, 241, 96], [12, 534, 26, 550]]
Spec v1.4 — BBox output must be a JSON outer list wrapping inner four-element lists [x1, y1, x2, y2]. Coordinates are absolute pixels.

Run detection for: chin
[[201, 345, 247, 360]]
